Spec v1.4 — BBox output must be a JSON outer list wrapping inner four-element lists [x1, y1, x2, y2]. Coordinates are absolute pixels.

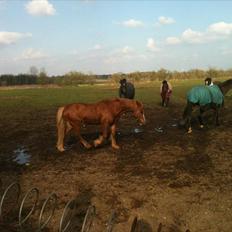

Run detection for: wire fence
[[0, 180, 191, 232]]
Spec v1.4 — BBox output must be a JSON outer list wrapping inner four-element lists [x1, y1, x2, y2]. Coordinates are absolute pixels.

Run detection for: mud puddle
[[13, 146, 31, 165]]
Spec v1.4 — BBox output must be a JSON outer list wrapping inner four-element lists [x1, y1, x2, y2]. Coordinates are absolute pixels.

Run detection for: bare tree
[[29, 66, 39, 76]]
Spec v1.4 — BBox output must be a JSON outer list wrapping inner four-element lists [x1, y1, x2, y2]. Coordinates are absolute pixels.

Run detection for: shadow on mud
[[176, 153, 213, 175]]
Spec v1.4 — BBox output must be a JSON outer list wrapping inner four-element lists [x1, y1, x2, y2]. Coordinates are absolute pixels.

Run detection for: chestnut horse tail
[[56, 106, 66, 152]]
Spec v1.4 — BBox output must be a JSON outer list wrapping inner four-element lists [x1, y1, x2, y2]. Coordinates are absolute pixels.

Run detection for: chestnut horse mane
[[71, 97, 137, 105], [93, 97, 142, 109]]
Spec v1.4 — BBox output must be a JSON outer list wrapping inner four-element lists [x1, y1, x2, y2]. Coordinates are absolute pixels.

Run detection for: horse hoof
[[94, 141, 100, 147], [187, 128, 192, 134], [112, 145, 120, 150], [57, 146, 65, 152], [85, 144, 92, 149]]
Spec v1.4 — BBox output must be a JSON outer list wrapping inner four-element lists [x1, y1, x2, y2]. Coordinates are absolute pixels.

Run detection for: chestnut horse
[[56, 98, 146, 152]]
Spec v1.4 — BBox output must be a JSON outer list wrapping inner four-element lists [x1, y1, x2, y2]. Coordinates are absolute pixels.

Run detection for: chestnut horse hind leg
[[69, 120, 92, 149], [110, 124, 120, 149], [94, 122, 109, 147]]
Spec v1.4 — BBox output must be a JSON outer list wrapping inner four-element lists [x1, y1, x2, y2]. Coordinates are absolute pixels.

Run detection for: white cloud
[[69, 50, 78, 55], [158, 16, 175, 25], [208, 21, 232, 35], [166, 28, 206, 44], [104, 53, 147, 65], [93, 44, 102, 50], [182, 28, 205, 44], [122, 19, 144, 28], [147, 38, 160, 52], [104, 46, 147, 64], [166, 21, 232, 45], [222, 50, 232, 55], [0, 31, 32, 45], [221, 48, 232, 55], [19, 48, 48, 60], [25, 0, 56, 16], [104, 56, 118, 64], [166, 36, 181, 45], [122, 46, 134, 54]]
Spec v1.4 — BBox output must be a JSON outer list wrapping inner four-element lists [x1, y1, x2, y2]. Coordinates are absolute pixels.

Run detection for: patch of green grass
[[0, 85, 116, 110]]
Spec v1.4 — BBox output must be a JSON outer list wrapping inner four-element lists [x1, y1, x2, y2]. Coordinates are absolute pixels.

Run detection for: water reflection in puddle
[[133, 128, 144, 134], [154, 127, 164, 133], [13, 147, 31, 165], [116, 121, 178, 137], [171, 123, 178, 127], [116, 128, 144, 137]]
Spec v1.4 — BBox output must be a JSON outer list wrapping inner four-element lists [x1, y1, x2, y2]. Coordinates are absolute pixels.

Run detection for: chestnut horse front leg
[[70, 120, 92, 149], [94, 122, 109, 147], [110, 124, 120, 149]]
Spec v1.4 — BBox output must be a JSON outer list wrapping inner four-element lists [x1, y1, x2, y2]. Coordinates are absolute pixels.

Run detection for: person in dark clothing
[[119, 78, 135, 99]]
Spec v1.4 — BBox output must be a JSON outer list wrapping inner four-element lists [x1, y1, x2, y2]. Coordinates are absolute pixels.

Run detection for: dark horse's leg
[[69, 120, 92, 149], [94, 121, 109, 147], [162, 99, 165, 107], [110, 124, 120, 149], [215, 107, 220, 126], [199, 104, 220, 128], [165, 96, 169, 107], [212, 104, 220, 126], [161, 93, 165, 106], [198, 107, 204, 128]]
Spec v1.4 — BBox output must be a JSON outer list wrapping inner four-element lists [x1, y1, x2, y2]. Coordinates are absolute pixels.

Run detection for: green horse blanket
[[187, 85, 224, 106]]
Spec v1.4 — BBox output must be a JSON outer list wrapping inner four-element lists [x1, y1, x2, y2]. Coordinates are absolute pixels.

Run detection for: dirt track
[[0, 102, 232, 232]]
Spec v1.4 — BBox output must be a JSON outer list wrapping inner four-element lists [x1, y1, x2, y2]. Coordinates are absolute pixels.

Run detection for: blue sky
[[0, 0, 232, 75]]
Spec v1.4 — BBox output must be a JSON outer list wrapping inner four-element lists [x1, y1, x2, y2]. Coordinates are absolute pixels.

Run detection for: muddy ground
[[0, 101, 232, 232]]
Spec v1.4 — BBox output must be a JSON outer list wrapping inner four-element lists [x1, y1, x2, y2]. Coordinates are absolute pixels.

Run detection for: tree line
[[0, 68, 232, 86]]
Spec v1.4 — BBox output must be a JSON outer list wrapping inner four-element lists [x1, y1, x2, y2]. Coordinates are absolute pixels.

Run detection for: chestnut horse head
[[131, 100, 146, 125]]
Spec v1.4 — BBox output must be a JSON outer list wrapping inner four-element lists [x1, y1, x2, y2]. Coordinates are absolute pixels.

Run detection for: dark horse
[[160, 80, 172, 107], [119, 79, 135, 99], [56, 98, 146, 152], [181, 79, 232, 133]]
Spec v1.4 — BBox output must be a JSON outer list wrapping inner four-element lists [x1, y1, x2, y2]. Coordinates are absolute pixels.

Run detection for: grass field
[[0, 79, 232, 232], [0, 79, 202, 108]]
